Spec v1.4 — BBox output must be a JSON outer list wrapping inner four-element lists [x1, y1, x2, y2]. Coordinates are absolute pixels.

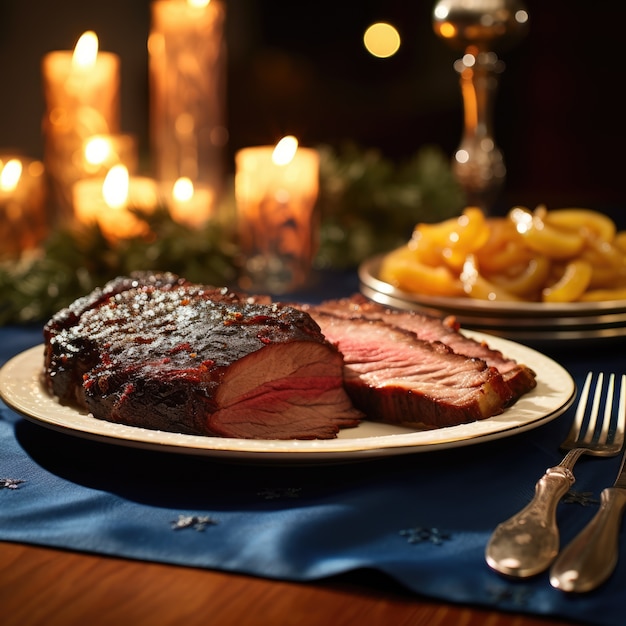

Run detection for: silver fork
[[485, 372, 626, 578]]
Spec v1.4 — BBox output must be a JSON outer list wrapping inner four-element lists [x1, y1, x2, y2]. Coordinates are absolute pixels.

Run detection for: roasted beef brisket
[[43, 273, 538, 439], [43, 275, 363, 440]]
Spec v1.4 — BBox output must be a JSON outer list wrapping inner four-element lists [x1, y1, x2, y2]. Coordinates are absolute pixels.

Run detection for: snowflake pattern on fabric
[[399, 526, 451, 545], [0, 478, 24, 490], [257, 487, 302, 500], [563, 490, 600, 506], [485, 581, 534, 608], [170, 515, 218, 531]]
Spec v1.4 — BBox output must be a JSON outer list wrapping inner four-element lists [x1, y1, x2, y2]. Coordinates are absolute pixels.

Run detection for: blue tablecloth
[[1, 296, 626, 625]]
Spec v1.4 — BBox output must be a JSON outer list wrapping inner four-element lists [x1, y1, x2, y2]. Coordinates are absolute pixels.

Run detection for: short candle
[[72, 165, 159, 241], [0, 155, 47, 258], [235, 136, 320, 293]]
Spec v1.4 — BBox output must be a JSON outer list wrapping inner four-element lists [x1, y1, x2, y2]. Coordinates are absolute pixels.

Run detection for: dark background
[[1, 0, 624, 212]]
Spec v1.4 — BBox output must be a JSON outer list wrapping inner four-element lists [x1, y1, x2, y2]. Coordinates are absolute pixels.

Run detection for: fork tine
[[597, 373, 615, 444], [569, 371, 593, 442], [616, 374, 626, 447], [582, 372, 604, 444]]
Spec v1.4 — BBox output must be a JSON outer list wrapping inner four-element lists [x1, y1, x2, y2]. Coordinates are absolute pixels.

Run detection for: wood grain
[[0, 542, 576, 626]]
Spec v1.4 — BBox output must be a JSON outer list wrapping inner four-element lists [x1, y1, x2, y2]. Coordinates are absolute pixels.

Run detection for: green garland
[[0, 143, 463, 325], [0, 208, 240, 325], [315, 143, 465, 268]]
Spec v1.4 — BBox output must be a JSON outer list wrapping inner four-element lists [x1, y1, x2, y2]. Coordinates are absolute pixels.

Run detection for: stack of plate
[[359, 255, 626, 346]]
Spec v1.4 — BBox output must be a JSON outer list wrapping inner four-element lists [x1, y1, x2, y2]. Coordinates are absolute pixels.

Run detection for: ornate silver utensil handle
[[485, 464, 575, 577]]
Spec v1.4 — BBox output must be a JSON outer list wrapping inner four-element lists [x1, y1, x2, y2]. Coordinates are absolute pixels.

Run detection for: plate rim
[[360, 285, 626, 344], [0, 337, 576, 463]]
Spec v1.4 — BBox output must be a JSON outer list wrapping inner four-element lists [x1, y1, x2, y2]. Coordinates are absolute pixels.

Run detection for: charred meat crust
[[43, 273, 363, 440]]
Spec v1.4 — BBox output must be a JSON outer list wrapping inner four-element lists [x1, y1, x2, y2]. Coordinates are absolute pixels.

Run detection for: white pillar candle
[[235, 136, 320, 293], [42, 31, 121, 220], [148, 0, 227, 217]]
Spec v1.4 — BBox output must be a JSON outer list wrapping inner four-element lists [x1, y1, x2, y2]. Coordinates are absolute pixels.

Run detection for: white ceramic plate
[[0, 335, 575, 463]]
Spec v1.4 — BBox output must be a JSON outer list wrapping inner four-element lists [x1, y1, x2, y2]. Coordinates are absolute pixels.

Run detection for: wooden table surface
[[0, 541, 577, 626]]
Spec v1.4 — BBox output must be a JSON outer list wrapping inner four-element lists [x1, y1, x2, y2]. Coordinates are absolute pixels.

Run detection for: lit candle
[[148, 0, 227, 213], [0, 155, 47, 258], [0, 158, 24, 199], [42, 31, 121, 220], [165, 177, 214, 227], [81, 134, 138, 177], [72, 165, 159, 241], [235, 136, 320, 293]]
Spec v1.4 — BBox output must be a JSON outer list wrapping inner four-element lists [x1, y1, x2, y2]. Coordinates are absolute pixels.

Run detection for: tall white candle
[[148, 0, 227, 216], [42, 31, 121, 220]]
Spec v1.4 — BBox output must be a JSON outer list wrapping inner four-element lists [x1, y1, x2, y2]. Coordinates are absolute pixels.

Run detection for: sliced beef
[[43, 277, 363, 440], [305, 295, 536, 402], [310, 310, 514, 429]]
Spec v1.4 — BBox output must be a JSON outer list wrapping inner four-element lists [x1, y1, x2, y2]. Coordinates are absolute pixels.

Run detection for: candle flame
[[173, 177, 195, 202], [72, 31, 99, 69], [84, 136, 113, 166], [102, 165, 129, 209], [272, 136, 298, 166], [0, 159, 23, 192]]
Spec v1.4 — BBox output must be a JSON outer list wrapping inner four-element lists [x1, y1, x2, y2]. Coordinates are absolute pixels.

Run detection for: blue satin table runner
[[1, 306, 625, 625]]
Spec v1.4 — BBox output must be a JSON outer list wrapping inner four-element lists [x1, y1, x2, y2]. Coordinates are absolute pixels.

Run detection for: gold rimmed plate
[[0, 337, 574, 463]]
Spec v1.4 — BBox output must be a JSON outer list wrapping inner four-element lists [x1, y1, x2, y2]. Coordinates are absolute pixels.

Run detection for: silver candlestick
[[433, 0, 529, 211]]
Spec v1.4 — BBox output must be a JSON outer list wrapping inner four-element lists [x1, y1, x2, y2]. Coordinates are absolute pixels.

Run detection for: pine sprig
[[0, 208, 239, 325], [315, 143, 464, 268]]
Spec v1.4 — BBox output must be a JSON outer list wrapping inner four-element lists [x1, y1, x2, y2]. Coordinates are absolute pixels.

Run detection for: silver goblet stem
[[433, 0, 529, 212]]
